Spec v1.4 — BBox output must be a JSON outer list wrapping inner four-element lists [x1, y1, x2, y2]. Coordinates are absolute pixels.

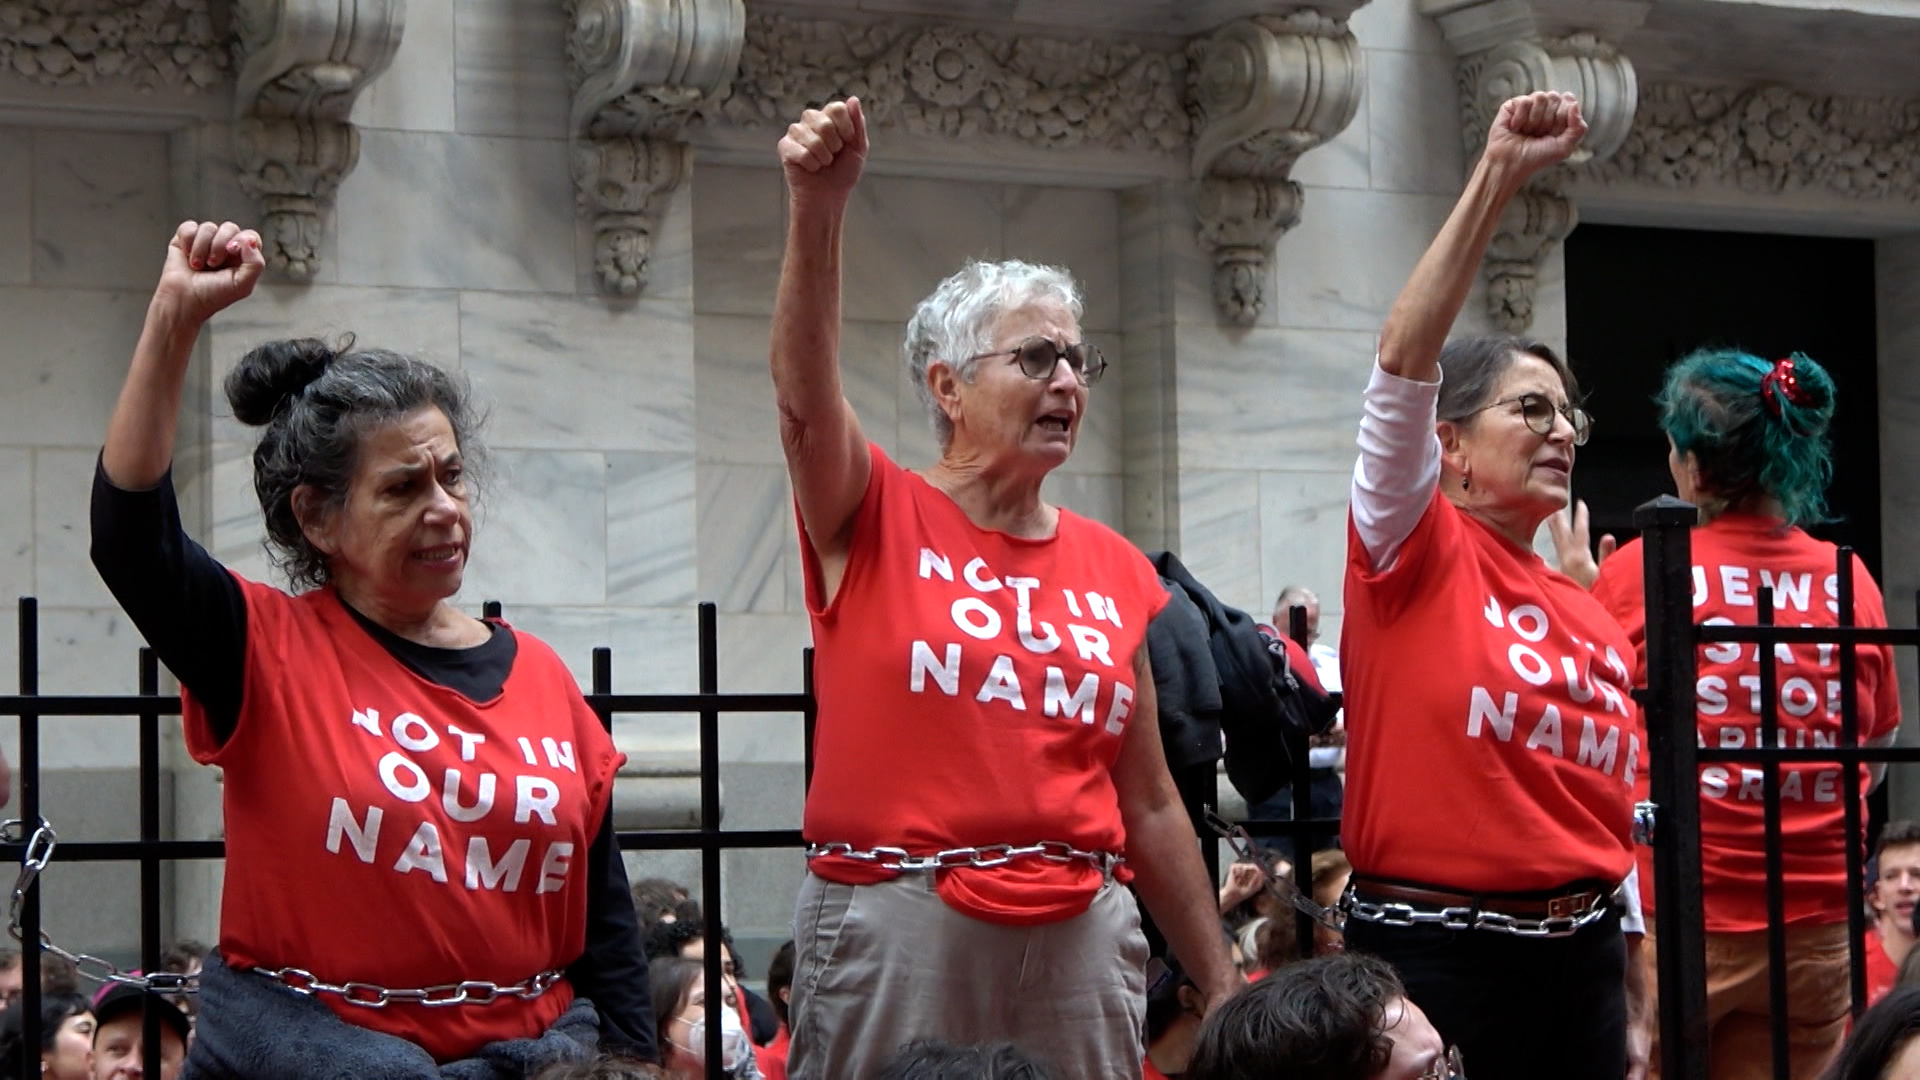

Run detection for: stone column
[[1878, 234, 1920, 819]]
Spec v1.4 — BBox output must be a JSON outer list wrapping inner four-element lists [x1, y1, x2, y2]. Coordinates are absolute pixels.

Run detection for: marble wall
[[1877, 234, 1920, 822]]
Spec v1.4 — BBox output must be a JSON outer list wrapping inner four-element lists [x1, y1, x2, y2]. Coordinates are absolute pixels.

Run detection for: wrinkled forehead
[[988, 302, 1080, 350], [353, 407, 460, 465], [1492, 354, 1572, 405]]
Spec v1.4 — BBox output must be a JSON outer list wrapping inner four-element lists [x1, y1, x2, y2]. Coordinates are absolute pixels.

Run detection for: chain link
[[1341, 887, 1612, 939], [2, 818, 198, 994], [4, 817, 559, 1005], [253, 966, 565, 1008], [808, 841, 1124, 877]]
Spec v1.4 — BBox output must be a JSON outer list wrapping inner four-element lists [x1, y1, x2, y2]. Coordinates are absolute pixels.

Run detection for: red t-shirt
[[183, 579, 622, 1061], [1142, 1059, 1171, 1080], [1867, 925, 1902, 1005], [1594, 514, 1900, 931], [801, 445, 1169, 925], [1341, 490, 1639, 892], [757, 1024, 790, 1080]]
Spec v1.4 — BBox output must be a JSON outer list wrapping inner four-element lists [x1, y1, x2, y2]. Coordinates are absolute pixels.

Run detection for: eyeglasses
[[967, 337, 1107, 386], [1419, 1045, 1469, 1080], [1469, 392, 1592, 446]]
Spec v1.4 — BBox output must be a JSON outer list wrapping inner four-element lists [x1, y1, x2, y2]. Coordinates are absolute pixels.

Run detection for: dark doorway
[[1564, 224, 1883, 580]]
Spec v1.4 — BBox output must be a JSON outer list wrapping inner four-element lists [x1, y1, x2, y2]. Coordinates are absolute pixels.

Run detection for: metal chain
[[2, 819, 197, 994], [4, 817, 560, 1006], [808, 840, 1124, 876], [253, 966, 565, 1009], [1340, 887, 1612, 939]]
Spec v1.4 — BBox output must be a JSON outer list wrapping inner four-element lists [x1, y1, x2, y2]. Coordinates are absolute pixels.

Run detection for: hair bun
[[225, 337, 343, 426]]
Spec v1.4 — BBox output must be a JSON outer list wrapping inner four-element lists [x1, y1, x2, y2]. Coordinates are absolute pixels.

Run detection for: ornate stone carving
[[1453, 34, 1636, 330], [1590, 83, 1920, 202], [232, 1, 404, 282], [569, 0, 744, 296], [716, 11, 1190, 157], [1186, 13, 1364, 325], [0, 0, 229, 90]]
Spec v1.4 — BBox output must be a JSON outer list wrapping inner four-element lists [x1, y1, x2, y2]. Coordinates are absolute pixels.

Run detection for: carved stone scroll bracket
[[1186, 12, 1364, 326], [567, 0, 744, 297], [231, 1, 404, 283], [1454, 33, 1636, 329], [1484, 178, 1575, 331]]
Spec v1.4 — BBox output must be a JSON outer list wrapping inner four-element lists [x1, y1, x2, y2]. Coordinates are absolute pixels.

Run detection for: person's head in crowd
[[1311, 850, 1353, 956], [1434, 335, 1585, 533], [630, 879, 687, 932], [1248, 914, 1301, 978], [88, 984, 189, 1080], [1146, 953, 1209, 1077], [156, 941, 206, 1021], [1874, 823, 1920, 944], [1657, 348, 1837, 526], [226, 335, 486, 615], [1825, 984, 1920, 1080], [670, 897, 703, 927], [0, 992, 95, 1080], [40, 955, 81, 999], [0, 948, 22, 1010], [1273, 586, 1320, 644], [766, 940, 796, 1033], [1185, 953, 1452, 1080], [872, 1039, 1060, 1079], [532, 1057, 669, 1079], [650, 957, 752, 1080], [645, 918, 748, 1007]]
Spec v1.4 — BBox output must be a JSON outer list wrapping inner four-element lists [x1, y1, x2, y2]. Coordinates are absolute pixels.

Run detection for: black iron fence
[[7, 510, 1905, 1080], [0, 597, 815, 1079], [1639, 495, 1920, 1080]]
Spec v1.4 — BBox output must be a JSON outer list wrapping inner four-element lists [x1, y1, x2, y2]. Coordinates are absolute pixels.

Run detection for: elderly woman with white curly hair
[[768, 97, 1239, 1080]]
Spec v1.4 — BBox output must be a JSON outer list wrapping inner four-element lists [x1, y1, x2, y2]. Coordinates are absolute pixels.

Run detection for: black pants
[[1345, 907, 1627, 1080], [1247, 767, 1344, 863]]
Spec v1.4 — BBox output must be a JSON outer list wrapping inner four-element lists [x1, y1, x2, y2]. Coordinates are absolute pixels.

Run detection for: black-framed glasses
[[1470, 392, 1592, 446], [1419, 1045, 1468, 1080], [967, 337, 1107, 386]]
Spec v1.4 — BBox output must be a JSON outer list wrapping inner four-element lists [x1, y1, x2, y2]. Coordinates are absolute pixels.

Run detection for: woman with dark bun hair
[[89, 221, 655, 1077], [1583, 348, 1899, 1080]]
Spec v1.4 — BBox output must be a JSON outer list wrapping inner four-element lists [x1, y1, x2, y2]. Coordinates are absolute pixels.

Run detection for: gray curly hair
[[902, 259, 1084, 448]]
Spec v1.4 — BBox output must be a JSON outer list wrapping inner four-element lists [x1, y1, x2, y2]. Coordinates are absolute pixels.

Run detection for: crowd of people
[[4, 80, 1898, 1080]]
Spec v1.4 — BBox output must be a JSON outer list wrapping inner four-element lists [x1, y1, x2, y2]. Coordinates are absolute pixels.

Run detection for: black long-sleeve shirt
[[88, 460, 656, 1062]]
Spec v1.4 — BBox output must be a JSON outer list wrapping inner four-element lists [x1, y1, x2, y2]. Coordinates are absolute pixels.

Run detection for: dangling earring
[[1461, 467, 1472, 492]]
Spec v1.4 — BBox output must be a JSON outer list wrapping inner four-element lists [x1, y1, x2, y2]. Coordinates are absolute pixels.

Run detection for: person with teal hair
[[1575, 347, 1903, 1080]]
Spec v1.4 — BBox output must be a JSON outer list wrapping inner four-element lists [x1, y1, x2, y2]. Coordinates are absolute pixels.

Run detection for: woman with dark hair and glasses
[[770, 98, 1236, 1078], [1582, 349, 1899, 1079], [1337, 91, 1644, 1080]]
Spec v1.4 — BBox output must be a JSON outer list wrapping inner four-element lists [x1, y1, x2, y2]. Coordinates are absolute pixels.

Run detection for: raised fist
[[152, 220, 265, 326], [1483, 91, 1588, 180], [778, 98, 868, 206]]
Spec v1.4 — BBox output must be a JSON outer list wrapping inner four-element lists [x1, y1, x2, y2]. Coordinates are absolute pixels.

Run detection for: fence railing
[[0, 597, 816, 1079], [1639, 495, 1920, 1080]]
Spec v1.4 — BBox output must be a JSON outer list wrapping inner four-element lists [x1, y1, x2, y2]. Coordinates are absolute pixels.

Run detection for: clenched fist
[[778, 97, 869, 207], [1483, 91, 1587, 181], [151, 220, 265, 328]]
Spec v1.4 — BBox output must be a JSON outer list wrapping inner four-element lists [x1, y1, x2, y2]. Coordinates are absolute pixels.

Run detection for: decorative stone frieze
[[567, 0, 745, 297], [232, 1, 404, 282], [717, 11, 1190, 157], [1186, 13, 1364, 325], [1450, 32, 1637, 330], [0, 0, 228, 91], [1590, 82, 1920, 202]]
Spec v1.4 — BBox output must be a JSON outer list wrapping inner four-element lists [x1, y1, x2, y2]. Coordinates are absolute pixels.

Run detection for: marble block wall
[[0, 124, 191, 960], [1877, 234, 1920, 821], [1127, 0, 1545, 648]]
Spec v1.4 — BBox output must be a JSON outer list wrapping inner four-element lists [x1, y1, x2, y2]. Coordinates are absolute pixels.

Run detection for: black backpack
[[1146, 551, 1338, 805]]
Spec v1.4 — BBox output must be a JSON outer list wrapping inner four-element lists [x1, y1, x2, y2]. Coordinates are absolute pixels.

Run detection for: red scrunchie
[[1760, 357, 1810, 418]]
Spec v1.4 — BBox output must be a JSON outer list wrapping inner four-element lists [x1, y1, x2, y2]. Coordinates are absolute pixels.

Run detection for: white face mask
[[675, 1008, 754, 1073]]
